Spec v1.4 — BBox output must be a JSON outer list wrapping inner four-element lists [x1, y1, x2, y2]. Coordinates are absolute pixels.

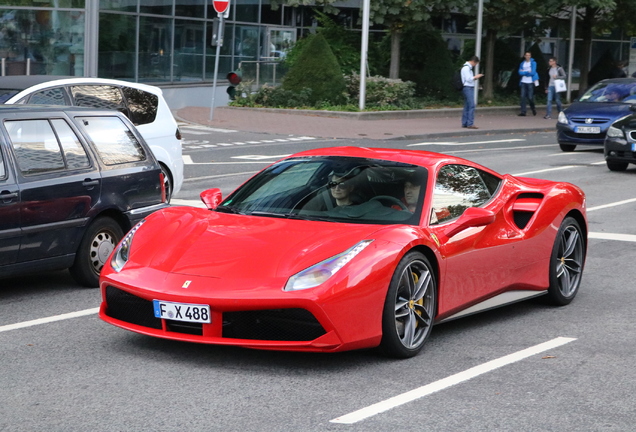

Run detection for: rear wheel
[[559, 143, 576, 152], [160, 163, 173, 203], [547, 217, 585, 305], [69, 217, 123, 287], [606, 160, 629, 171], [380, 252, 437, 358]]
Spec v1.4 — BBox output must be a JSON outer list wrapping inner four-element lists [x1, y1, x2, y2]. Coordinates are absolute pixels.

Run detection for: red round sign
[[213, 0, 230, 13]]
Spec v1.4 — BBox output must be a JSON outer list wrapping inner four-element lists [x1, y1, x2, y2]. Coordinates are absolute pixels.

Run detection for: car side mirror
[[200, 188, 223, 209], [443, 207, 496, 239]]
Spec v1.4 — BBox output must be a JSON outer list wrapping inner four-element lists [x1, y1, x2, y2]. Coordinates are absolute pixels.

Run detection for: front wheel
[[69, 217, 124, 287], [606, 160, 629, 171], [160, 163, 173, 203], [380, 252, 437, 358], [559, 143, 576, 152], [547, 217, 585, 305]]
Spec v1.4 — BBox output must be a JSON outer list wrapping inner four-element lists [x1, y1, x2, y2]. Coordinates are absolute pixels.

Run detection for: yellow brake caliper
[[410, 272, 424, 325]]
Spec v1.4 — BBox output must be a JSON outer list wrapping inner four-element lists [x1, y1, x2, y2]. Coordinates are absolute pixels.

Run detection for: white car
[[0, 76, 183, 201]]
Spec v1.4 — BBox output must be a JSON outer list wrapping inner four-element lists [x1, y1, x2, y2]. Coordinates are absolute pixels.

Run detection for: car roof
[[0, 75, 162, 95]]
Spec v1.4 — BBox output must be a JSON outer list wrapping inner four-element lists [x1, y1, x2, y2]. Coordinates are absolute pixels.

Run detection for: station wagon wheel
[[380, 251, 437, 358], [69, 217, 124, 288], [606, 160, 629, 171], [559, 143, 576, 152], [160, 163, 173, 203], [547, 217, 585, 305]]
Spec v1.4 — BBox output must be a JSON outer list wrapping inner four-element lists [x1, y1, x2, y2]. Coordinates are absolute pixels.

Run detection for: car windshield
[[579, 82, 636, 103], [218, 156, 428, 225]]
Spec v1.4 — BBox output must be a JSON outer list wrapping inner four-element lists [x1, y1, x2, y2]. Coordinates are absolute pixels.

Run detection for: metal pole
[[567, 6, 576, 104], [209, 14, 224, 121], [359, 0, 370, 111], [474, 0, 483, 105]]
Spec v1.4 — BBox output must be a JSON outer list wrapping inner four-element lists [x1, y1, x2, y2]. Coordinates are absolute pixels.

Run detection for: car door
[[0, 139, 20, 266], [427, 164, 524, 314], [4, 115, 101, 264]]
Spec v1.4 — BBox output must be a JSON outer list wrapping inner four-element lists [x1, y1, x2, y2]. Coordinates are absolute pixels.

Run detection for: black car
[[604, 107, 636, 171], [557, 78, 636, 152], [0, 105, 168, 287]]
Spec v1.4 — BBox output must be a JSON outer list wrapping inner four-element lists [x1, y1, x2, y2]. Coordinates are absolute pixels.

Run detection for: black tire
[[380, 251, 437, 358], [606, 160, 629, 172], [69, 217, 124, 287], [160, 163, 173, 203], [559, 143, 576, 152], [546, 217, 585, 306]]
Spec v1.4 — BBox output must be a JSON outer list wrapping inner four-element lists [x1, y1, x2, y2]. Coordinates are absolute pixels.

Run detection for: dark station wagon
[[0, 105, 168, 287]]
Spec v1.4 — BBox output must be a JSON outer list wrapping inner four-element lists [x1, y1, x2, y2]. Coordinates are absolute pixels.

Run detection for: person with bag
[[544, 57, 567, 119], [518, 51, 539, 116], [460, 56, 484, 129]]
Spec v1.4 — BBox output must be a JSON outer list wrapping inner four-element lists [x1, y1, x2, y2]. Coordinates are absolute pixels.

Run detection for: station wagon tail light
[[175, 127, 182, 140], [111, 220, 146, 272], [159, 172, 167, 203], [284, 240, 373, 291]]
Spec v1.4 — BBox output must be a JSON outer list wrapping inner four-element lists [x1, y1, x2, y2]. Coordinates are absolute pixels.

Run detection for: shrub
[[281, 33, 347, 105], [344, 73, 417, 108]]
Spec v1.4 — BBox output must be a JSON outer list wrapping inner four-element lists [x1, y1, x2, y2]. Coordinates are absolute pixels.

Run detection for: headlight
[[557, 111, 568, 124], [284, 240, 373, 291], [111, 220, 145, 272], [606, 125, 624, 138]]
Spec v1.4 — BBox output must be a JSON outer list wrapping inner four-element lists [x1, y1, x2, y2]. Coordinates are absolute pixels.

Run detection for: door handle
[[82, 179, 100, 188], [0, 190, 18, 200]]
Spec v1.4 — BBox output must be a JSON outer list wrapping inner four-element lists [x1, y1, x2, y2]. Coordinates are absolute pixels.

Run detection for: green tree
[[281, 33, 347, 105]]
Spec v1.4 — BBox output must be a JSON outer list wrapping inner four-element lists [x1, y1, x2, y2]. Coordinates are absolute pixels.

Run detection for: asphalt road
[[1, 126, 635, 431]]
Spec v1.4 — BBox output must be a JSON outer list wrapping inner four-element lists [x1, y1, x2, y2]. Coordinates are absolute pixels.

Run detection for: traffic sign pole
[[209, 0, 230, 121]]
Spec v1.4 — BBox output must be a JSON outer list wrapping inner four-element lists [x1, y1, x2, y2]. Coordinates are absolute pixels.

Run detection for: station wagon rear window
[[76, 116, 146, 165]]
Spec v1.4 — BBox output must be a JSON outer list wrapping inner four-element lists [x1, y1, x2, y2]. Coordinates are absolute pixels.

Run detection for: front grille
[[570, 117, 609, 124], [105, 286, 162, 329], [222, 309, 326, 341]]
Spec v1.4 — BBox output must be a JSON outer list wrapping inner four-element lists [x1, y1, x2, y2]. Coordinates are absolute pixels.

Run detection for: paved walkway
[[174, 105, 558, 140]]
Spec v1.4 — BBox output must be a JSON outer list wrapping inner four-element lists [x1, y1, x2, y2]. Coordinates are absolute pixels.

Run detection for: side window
[[0, 146, 6, 179], [76, 116, 146, 165], [5, 119, 65, 175], [50, 119, 90, 169], [70, 85, 127, 113], [121, 87, 158, 125], [430, 164, 501, 224], [28, 87, 69, 105]]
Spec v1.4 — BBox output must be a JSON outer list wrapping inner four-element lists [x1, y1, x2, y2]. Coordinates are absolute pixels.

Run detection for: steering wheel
[[370, 195, 409, 211]]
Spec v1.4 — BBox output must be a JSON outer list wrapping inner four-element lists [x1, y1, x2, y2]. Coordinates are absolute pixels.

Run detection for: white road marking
[[232, 154, 291, 160], [446, 144, 556, 154], [587, 197, 636, 212], [182, 136, 317, 150], [589, 232, 636, 242], [0, 308, 99, 333], [330, 337, 577, 424], [512, 166, 580, 176], [408, 139, 526, 147], [180, 125, 237, 133]]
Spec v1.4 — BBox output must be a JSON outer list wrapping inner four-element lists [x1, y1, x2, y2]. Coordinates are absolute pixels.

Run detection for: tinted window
[[28, 87, 68, 105], [431, 164, 501, 224], [579, 82, 636, 103], [121, 87, 158, 125], [5, 120, 65, 175], [51, 119, 90, 169], [71, 85, 127, 112], [76, 116, 146, 165]]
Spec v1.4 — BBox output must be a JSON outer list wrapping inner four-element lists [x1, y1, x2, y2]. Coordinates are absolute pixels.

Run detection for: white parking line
[[589, 232, 636, 242], [409, 139, 526, 147], [587, 197, 636, 212], [0, 308, 99, 333], [512, 165, 580, 176], [330, 337, 576, 424]]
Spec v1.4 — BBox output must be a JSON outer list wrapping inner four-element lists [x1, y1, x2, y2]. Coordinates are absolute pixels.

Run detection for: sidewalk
[[174, 105, 557, 140]]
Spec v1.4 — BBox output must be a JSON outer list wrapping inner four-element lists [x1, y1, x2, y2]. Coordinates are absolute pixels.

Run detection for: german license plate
[[153, 300, 211, 323], [575, 126, 600, 134], [632, 143, 636, 152]]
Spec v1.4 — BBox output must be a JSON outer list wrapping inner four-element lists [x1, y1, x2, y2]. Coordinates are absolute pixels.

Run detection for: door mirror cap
[[444, 207, 496, 238], [200, 188, 223, 209]]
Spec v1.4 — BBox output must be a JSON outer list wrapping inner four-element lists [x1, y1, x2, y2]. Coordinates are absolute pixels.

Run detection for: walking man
[[518, 51, 539, 116], [544, 57, 566, 119], [461, 55, 484, 129]]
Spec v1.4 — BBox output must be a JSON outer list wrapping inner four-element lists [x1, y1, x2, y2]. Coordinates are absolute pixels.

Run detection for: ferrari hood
[[132, 208, 385, 278]]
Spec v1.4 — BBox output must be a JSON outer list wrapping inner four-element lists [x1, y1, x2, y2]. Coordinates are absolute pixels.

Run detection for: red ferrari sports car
[[99, 147, 587, 358]]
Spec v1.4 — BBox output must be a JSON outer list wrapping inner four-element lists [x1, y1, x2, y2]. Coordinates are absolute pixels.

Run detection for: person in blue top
[[518, 51, 539, 116], [460, 55, 484, 129]]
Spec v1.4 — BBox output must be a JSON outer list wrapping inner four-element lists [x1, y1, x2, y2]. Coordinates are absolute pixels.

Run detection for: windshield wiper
[[215, 205, 243, 214]]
